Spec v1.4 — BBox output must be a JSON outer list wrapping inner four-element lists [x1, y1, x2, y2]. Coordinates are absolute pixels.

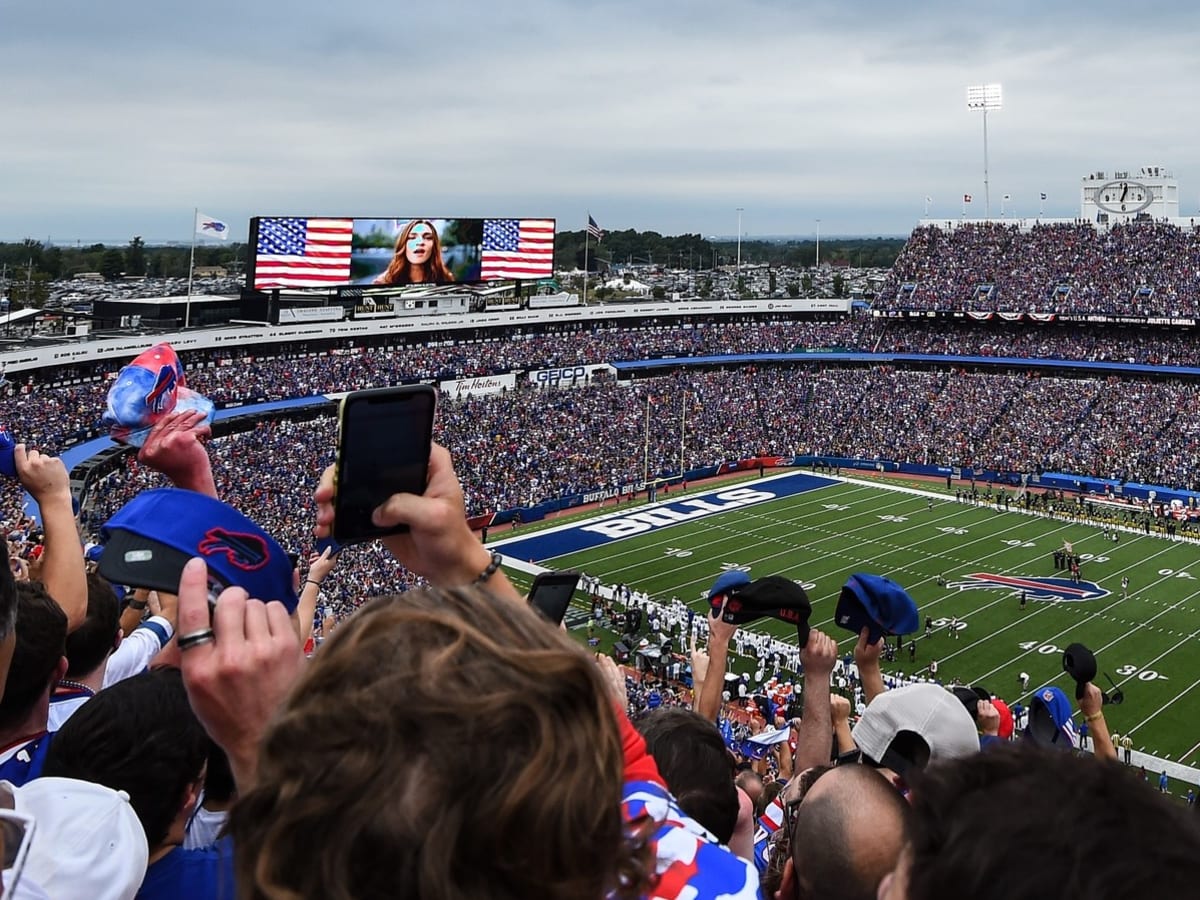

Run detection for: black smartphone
[[314, 536, 342, 558], [528, 571, 582, 626], [333, 385, 437, 545]]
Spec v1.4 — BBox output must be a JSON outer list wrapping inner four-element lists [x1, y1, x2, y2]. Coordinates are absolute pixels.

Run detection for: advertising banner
[[440, 373, 517, 398]]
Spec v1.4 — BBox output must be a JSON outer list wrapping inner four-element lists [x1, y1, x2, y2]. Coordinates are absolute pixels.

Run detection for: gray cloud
[[3, 0, 1200, 242]]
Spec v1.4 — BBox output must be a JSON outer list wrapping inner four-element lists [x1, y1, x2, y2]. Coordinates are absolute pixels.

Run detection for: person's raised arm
[[314, 443, 521, 603], [295, 547, 337, 646], [118, 587, 151, 638], [793, 628, 838, 773], [1080, 682, 1117, 761], [176, 557, 304, 792], [137, 409, 217, 498], [830, 693, 856, 756], [854, 626, 887, 704], [690, 631, 711, 714], [976, 699, 1001, 738], [696, 602, 737, 723], [16, 445, 85, 631]]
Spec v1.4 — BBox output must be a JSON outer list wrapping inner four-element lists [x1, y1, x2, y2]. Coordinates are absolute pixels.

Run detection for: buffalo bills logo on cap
[[144, 365, 178, 415], [198, 528, 269, 571], [1042, 689, 1055, 703], [102, 343, 213, 449]]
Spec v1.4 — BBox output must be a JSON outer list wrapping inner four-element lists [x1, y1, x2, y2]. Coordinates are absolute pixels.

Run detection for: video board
[[247, 217, 556, 290]]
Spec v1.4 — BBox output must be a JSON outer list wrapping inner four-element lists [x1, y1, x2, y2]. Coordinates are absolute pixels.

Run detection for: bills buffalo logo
[[198, 528, 269, 571], [715, 596, 746, 620], [201, 220, 226, 233], [143, 365, 178, 415], [946, 573, 1109, 603]]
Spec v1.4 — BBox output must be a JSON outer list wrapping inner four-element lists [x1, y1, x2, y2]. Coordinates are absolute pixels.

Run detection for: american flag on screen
[[253, 218, 354, 289], [480, 218, 555, 280]]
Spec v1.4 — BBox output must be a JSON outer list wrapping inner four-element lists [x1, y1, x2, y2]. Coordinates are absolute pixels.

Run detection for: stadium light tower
[[736, 208, 744, 273], [966, 83, 1002, 219]]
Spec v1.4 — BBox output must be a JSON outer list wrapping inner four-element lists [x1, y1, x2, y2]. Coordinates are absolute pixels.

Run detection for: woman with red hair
[[374, 220, 455, 285]]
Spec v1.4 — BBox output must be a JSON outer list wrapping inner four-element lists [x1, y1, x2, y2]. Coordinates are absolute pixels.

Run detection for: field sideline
[[496, 470, 1200, 774]]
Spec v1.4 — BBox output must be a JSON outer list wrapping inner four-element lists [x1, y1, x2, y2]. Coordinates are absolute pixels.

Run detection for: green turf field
[[535, 477, 1200, 765]]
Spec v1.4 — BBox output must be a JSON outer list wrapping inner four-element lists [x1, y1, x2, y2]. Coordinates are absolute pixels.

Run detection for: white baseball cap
[[852, 683, 980, 774], [10, 777, 149, 900]]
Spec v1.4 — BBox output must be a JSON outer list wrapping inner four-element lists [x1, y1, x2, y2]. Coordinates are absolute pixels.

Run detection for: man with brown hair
[[0, 583, 67, 785]]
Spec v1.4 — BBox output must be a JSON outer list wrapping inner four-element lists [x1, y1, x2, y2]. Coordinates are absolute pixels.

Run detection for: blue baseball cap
[[835, 573, 920, 642], [707, 570, 750, 608], [98, 488, 298, 611], [1025, 685, 1077, 750]]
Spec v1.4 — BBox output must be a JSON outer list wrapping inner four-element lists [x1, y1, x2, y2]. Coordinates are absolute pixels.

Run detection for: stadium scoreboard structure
[[1080, 167, 1179, 223], [246, 216, 556, 291]]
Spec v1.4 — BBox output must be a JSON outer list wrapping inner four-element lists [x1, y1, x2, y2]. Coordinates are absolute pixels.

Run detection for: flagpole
[[679, 391, 686, 480], [185, 207, 197, 328], [643, 392, 651, 486], [583, 213, 590, 306]]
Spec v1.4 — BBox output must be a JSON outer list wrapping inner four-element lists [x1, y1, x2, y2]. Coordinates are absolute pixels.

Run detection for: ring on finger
[[178, 628, 216, 651]]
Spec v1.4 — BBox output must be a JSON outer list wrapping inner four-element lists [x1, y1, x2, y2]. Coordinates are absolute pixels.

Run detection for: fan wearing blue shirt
[[44, 668, 235, 899], [0, 583, 68, 786]]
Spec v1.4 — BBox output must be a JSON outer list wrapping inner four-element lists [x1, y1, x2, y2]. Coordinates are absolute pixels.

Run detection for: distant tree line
[[554, 230, 905, 271], [0, 238, 249, 306], [0, 230, 905, 308]]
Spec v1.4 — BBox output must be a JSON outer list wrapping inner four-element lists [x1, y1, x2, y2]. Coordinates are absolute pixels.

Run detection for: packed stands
[[875, 221, 1200, 315]]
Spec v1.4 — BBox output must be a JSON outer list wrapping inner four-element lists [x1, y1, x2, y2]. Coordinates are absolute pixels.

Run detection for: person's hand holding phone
[[305, 546, 338, 586], [315, 442, 520, 602]]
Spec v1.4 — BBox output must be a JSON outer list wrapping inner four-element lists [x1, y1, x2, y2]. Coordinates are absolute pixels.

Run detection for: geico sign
[[580, 487, 776, 539], [534, 366, 589, 383]]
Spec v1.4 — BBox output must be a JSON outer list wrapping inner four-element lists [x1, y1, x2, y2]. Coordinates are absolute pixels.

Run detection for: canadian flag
[[964, 194, 973, 203]]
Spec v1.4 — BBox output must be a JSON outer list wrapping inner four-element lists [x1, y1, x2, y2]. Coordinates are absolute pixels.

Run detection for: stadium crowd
[[12, 313, 1200, 455], [875, 220, 1200, 315], [33, 359, 1191, 625], [5, 217, 1200, 896], [0, 396, 1196, 900]]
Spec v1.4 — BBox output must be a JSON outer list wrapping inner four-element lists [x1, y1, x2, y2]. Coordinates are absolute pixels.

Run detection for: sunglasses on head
[[0, 784, 36, 900]]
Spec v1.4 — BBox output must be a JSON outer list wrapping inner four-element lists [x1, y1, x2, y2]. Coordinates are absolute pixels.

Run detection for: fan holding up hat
[[835, 573, 920, 705], [695, 571, 815, 723], [700, 570, 854, 776], [1023, 641, 1118, 762]]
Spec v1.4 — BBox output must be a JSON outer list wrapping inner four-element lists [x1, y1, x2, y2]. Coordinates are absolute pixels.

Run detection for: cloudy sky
[[3, 0, 1198, 243]]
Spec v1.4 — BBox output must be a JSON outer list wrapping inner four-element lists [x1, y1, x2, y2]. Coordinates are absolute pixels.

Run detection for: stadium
[[5, 192, 1200, 895]]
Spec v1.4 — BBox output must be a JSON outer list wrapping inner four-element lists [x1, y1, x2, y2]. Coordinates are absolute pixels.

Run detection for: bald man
[[775, 764, 911, 900]]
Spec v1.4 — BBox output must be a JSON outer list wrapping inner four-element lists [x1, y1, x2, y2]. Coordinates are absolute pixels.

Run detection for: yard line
[[970, 555, 1200, 691]]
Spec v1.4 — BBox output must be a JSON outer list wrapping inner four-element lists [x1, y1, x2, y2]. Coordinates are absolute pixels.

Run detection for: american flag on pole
[[480, 218, 555, 280], [252, 217, 354, 289], [964, 194, 973, 203]]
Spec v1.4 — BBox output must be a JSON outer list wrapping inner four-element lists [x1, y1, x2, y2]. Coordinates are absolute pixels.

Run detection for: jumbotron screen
[[247, 216, 556, 290]]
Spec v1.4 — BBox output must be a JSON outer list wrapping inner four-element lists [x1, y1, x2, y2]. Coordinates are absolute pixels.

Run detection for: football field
[[503, 472, 1200, 765]]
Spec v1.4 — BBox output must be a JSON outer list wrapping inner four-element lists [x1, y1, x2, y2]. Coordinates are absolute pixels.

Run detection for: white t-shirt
[[47, 617, 174, 731]]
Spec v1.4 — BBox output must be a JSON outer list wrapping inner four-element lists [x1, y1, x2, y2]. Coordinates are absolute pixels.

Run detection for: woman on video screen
[[374, 220, 455, 285]]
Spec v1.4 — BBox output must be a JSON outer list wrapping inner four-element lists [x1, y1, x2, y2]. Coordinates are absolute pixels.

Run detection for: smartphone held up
[[528, 570, 582, 626], [332, 385, 436, 545]]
